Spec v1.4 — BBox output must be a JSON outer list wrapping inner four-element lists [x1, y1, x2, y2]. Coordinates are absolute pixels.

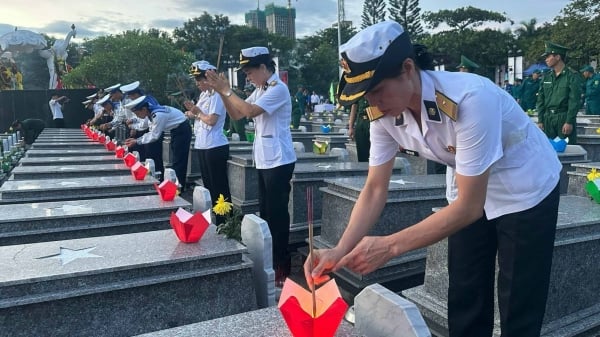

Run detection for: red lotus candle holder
[[98, 134, 106, 144], [155, 180, 178, 201], [105, 141, 116, 151], [131, 161, 148, 180], [169, 208, 210, 243], [278, 278, 348, 337], [115, 146, 125, 158], [123, 152, 137, 167], [92, 132, 99, 141]]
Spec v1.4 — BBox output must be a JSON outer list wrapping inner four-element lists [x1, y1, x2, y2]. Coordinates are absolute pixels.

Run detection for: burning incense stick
[[307, 186, 316, 318]]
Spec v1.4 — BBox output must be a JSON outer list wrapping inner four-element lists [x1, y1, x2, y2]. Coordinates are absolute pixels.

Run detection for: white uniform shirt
[[246, 73, 296, 169], [122, 97, 147, 131], [49, 99, 64, 119], [137, 105, 187, 145], [369, 70, 561, 219], [193, 90, 228, 149]]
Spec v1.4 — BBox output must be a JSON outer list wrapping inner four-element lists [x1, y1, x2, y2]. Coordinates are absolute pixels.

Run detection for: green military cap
[[456, 55, 479, 71], [580, 65, 594, 73], [533, 69, 543, 74], [541, 41, 569, 57]]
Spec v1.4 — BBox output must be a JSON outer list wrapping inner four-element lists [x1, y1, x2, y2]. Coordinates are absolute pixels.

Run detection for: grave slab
[[0, 176, 157, 204], [31, 142, 104, 149], [0, 195, 190, 246], [18, 155, 122, 166], [578, 135, 600, 162], [10, 163, 130, 180], [404, 195, 600, 337], [0, 228, 257, 337], [313, 174, 448, 297], [134, 306, 361, 337], [25, 148, 112, 157]]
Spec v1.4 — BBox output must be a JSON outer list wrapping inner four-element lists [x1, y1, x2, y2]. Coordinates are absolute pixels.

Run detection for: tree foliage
[[361, 0, 387, 28], [423, 6, 508, 31], [62, 30, 195, 103], [388, 0, 424, 38]]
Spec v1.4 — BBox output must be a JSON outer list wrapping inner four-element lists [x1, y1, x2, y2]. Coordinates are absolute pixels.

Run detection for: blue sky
[[0, 0, 570, 41]]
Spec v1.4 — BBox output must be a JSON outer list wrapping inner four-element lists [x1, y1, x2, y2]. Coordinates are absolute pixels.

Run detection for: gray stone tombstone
[[241, 214, 276, 308], [578, 134, 600, 162], [192, 185, 213, 214], [557, 145, 589, 194], [404, 195, 600, 337], [355, 283, 431, 337], [330, 147, 349, 161]]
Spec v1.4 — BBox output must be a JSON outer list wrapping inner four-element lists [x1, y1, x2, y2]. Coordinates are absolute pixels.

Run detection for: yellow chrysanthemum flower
[[596, 127, 600, 134], [588, 168, 600, 181], [213, 194, 233, 216]]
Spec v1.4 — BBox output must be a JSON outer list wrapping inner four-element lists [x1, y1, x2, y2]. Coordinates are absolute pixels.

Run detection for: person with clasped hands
[[304, 21, 561, 337], [205, 46, 297, 287]]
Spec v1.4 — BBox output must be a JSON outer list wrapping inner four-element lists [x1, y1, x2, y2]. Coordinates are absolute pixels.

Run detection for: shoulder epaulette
[[435, 90, 458, 121]]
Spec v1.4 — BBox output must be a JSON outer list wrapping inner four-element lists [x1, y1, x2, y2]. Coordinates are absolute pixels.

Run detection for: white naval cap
[[86, 93, 97, 99], [82, 99, 92, 105], [105, 83, 122, 94], [337, 20, 412, 106], [238, 46, 271, 68], [189, 60, 216, 76], [120, 81, 140, 94], [123, 95, 153, 111], [97, 95, 112, 106]]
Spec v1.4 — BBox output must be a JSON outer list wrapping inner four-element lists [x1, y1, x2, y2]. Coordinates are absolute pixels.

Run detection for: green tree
[[172, 12, 231, 64], [422, 6, 508, 32], [388, 0, 424, 38], [515, 18, 538, 39], [361, 0, 387, 28], [62, 30, 195, 103]]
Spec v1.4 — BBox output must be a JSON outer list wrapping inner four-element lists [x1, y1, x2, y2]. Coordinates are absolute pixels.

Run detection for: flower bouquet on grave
[[213, 194, 243, 242], [169, 208, 210, 243], [130, 161, 148, 180], [123, 152, 138, 167], [549, 137, 568, 152], [585, 168, 600, 204], [278, 278, 348, 337], [313, 140, 329, 155]]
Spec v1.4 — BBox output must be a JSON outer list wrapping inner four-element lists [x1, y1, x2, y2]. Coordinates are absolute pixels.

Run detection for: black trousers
[[197, 144, 231, 224], [131, 132, 163, 178], [257, 162, 295, 272], [169, 121, 192, 191], [448, 183, 560, 337], [53, 118, 64, 128]]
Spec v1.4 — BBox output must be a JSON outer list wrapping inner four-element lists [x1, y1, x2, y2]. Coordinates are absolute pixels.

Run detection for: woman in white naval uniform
[[124, 95, 192, 191], [304, 21, 561, 337], [184, 60, 231, 225], [205, 46, 296, 287]]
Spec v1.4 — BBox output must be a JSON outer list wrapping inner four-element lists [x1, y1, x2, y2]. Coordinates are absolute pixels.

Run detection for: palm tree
[[515, 18, 538, 38]]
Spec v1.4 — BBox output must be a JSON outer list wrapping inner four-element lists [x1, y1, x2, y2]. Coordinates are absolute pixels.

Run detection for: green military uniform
[[581, 65, 600, 115], [292, 87, 306, 129], [520, 70, 542, 111], [536, 42, 583, 144], [512, 79, 523, 102], [456, 55, 479, 72], [230, 87, 247, 140], [352, 98, 371, 162]]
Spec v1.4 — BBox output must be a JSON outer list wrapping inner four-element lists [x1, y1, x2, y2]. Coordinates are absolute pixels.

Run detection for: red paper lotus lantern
[[98, 135, 106, 144], [278, 279, 348, 337], [105, 141, 116, 151], [92, 132, 99, 141], [131, 161, 148, 180], [155, 180, 178, 201], [169, 208, 210, 243], [123, 152, 137, 167], [115, 146, 125, 158]]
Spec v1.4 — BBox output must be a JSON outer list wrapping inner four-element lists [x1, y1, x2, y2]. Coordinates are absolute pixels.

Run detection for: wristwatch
[[224, 90, 233, 97]]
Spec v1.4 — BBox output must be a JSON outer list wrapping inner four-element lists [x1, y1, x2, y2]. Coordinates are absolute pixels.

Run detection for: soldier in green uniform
[[536, 41, 583, 144], [521, 69, 542, 112], [580, 65, 600, 115], [348, 97, 370, 162], [456, 55, 479, 73]]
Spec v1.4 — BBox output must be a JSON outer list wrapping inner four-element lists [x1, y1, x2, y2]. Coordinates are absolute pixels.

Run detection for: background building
[[245, 2, 296, 40]]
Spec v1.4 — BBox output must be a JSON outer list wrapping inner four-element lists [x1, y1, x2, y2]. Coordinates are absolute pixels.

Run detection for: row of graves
[[1, 106, 599, 336], [0, 124, 430, 337]]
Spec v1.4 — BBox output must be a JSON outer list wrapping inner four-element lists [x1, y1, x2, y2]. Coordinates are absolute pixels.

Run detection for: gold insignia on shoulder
[[340, 58, 351, 74], [366, 106, 384, 122], [428, 107, 437, 116], [269, 80, 277, 87], [435, 90, 458, 121], [447, 145, 456, 154]]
